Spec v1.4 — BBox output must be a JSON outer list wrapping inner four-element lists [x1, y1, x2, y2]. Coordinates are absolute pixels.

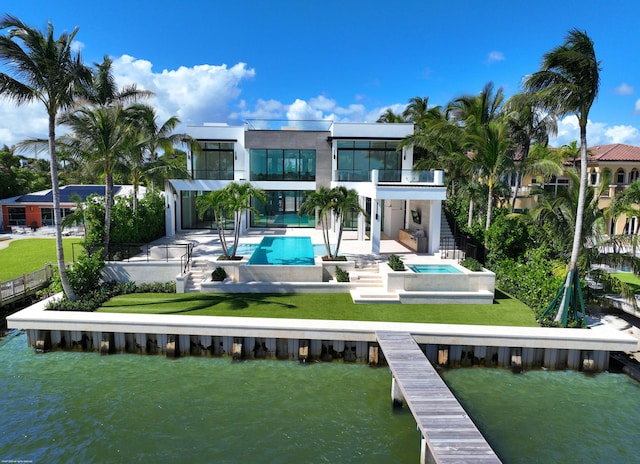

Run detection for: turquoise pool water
[[408, 264, 463, 274], [247, 236, 316, 265], [232, 241, 329, 258]]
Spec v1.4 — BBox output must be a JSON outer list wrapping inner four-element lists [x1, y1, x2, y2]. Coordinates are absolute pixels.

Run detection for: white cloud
[[635, 99, 640, 113], [605, 125, 640, 144], [487, 51, 505, 64], [614, 83, 634, 96], [111, 55, 256, 127], [0, 98, 50, 149], [550, 115, 640, 147]]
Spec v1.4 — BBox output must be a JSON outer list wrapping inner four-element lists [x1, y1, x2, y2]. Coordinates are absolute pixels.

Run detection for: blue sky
[[3, 0, 640, 148]]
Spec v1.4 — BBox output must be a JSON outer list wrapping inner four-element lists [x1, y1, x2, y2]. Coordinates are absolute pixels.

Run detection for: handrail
[[180, 243, 195, 274], [0, 264, 53, 306]]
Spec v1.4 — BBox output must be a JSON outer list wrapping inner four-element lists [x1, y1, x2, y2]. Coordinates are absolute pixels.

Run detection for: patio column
[[371, 199, 382, 254], [357, 195, 366, 241], [427, 201, 441, 255]]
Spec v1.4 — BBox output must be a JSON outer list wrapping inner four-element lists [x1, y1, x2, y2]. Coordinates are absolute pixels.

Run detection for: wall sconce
[[234, 151, 237, 160]]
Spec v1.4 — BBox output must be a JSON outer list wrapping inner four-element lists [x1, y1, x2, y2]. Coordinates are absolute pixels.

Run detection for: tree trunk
[[48, 113, 76, 301], [485, 186, 494, 230], [467, 200, 474, 229], [556, 122, 589, 322]]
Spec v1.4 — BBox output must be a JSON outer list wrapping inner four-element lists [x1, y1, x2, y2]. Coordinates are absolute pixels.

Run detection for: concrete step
[[350, 289, 400, 304]]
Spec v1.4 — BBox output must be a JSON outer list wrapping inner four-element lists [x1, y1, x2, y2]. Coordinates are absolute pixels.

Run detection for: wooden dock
[[376, 331, 501, 464]]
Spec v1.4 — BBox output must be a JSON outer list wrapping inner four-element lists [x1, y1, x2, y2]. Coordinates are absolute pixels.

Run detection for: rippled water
[[442, 368, 640, 464], [2, 332, 640, 463], [0, 333, 417, 463]]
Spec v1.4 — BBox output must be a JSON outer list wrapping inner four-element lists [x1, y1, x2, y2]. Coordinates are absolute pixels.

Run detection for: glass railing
[[332, 169, 444, 185]]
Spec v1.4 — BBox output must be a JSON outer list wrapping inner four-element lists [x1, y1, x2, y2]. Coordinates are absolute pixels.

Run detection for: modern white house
[[165, 120, 446, 255]]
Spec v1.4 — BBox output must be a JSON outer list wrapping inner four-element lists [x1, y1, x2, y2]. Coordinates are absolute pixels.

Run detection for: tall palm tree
[[465, 120, 514, 230], [502, 93, 558, 211], [59, 104, 135, 258], [524, 29, 601, 326], [448, 82, 505, 131], [0, 15, 92, 301], [83, 55, 153, 106], [128, 104, 192, 193]]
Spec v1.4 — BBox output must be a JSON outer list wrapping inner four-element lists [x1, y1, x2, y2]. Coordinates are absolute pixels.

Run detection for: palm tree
[[502, 93, 558, 211], [195, 182, 266, 259], [376, 108, 405, 123], [0, 15, 92, 301], [196, 189, 232, 257], [128, 104, 192, 193], [329, 186, 367, 258], [59, 104, 135, 258], [299, 186, 335, 257], [299, 186, 366, 260], [83, 55, 152, 106], [524, 29, 601, 326], [225, 182, 266, 257], [401, 106, 469, 195], [465, 120, 514, 230], [448, 82, 505, 130]]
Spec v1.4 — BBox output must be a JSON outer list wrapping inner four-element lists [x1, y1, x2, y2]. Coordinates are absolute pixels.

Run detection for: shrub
[[334, 266, 350, 282], [387, 254, 405, 271], [67, 249, 105, 297], [211, 267, 228, 281], [46, 281, 176, 311], [460, 257, 483, 271]]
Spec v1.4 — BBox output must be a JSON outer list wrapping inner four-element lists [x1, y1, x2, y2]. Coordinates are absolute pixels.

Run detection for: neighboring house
[[514, 143, 640, 235], [165, 120, 447, 254], [0, 184, 140, 232]]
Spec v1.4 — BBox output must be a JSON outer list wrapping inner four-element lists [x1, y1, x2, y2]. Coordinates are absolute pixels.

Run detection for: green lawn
[[0, 238, 82, 281], [611, 272, 640, 293], [98, 290, 539, 326]]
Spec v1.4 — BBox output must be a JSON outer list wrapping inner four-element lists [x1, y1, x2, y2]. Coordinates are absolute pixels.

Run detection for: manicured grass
[[98, 289, 539, 326], [0, 238, 82, 281], [611, 272, 640, 293]]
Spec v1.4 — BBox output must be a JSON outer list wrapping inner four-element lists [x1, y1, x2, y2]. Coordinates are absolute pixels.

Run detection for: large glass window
[[192, 142, 234, 180], [250, 149, 316, 181], [40, 207, 73, 226], [180, 191, 233, 230], [8, 207, 26, 226], [250, 190, 315, 228], [336, 141, 401, 181]]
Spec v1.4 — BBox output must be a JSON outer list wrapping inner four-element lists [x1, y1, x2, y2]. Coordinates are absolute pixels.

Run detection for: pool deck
[[155, 228, 441, 266]]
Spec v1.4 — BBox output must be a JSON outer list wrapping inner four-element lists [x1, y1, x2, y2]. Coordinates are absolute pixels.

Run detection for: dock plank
[[376, 331, 501, 464]]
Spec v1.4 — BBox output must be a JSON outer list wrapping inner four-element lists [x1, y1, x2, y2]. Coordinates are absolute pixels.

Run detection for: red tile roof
[[588, 144, 640, 162]]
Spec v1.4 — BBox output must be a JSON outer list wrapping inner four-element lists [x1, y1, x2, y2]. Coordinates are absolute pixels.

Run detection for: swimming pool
[[408, 264, 464, 274], [247, 237, 316, 265]]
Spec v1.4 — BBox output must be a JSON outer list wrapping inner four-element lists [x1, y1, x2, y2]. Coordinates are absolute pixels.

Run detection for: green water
[[442, 368, 640, 464], [2, 332, 640, 463], [0, 333, 417, 463]]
